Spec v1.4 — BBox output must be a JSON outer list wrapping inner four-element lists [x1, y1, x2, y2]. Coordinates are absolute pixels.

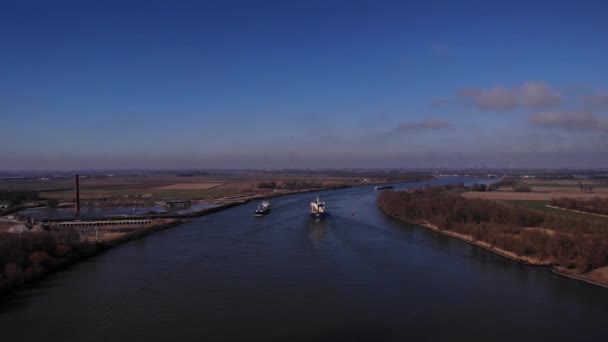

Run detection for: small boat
[[310, 196, 328, 221], [254, 201, 271, 216], [374, 185, 394, 190]]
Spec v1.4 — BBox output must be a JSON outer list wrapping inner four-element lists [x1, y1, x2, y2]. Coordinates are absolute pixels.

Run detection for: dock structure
[[165, 200, 191, 207], [55, 219, 152, 227]]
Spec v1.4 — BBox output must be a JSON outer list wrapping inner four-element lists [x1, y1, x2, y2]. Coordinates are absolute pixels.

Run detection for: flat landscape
[[462, 181, 608, 201], [152, 182, 225, 190], [2, 171, 425, 212], [0, 173, 373, 203]]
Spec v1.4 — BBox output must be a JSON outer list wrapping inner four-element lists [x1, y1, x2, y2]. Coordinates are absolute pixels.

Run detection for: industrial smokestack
[[75, 174, 80, 215]]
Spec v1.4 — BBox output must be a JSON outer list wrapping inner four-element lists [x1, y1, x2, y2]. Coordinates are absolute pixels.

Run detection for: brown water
[[1, 177, 607, 341]]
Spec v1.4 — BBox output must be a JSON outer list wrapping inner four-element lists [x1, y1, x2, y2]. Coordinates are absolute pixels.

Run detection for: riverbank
[[0, 184, 356, 298], [378, 203, 608, 289], [1, 178, 438, 298], [0, 219, 184, 298]]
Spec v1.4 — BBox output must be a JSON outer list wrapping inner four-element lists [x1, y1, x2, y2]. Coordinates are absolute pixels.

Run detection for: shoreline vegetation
[[377, 184, 608, 288], [0, 219, 183, 298], [0, 175, 435, 298], [548, 197, 608, 217]]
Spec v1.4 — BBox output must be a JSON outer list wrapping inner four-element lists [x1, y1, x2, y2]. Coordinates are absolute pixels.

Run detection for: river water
[[1, 177, 606, 341]]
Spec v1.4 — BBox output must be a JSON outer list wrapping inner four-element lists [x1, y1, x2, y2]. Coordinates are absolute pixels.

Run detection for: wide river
[[1, 177, 607, 341]]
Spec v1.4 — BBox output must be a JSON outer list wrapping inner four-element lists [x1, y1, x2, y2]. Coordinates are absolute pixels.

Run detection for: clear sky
[[1, 0, 607, 170]]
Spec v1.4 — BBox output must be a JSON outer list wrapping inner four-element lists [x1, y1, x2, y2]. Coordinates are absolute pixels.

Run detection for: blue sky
[[1, 0, 607, 169]]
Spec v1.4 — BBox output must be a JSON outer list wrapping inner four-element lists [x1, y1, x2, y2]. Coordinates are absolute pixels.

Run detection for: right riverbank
[[377, 185, 608, 289], [378, 203, 608, 288]]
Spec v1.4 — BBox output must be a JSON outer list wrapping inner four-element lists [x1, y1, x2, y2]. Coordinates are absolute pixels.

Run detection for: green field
[[526, 183, 608, 188], [499, 200, 608, 222]]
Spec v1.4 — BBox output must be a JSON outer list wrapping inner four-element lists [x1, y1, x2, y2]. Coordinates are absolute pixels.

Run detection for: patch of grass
[[500, 200, 608, 222], [446, 188, 469, 194], [526, 183, 608, 188]]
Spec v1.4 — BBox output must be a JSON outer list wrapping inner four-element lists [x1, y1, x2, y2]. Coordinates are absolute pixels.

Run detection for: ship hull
[[375, 185, 394, 190], [255, 208, 271, 216], [310, 212, 328, 221]]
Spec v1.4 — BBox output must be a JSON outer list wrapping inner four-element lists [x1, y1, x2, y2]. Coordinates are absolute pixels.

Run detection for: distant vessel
[[255, 201, 271, 216], [374, 185, 394, 190], [310, 196, 328, 221]]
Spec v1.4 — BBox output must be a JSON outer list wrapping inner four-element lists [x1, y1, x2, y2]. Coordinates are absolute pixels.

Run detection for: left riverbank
[[0, 219, 185, 298], [0, 199, 246, 298], [0, 184, 356, 298]]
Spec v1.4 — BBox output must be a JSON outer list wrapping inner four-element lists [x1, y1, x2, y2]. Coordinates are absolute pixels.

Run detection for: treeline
[[257, 181, 277, 189], [378, 185, 608, 272], [550, 197, 608, 216], [577, 182, 594, 193], [0, 190, 39, 203], [257, 180, 327, 190], [469, 179, 530, 192], [0, 230, 96, 296], [384, 172, 434, 182], [282, 181, 326, 190]]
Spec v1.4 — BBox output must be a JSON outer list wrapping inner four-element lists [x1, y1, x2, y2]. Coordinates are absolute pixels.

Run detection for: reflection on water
[[308, 221, 327, 248]]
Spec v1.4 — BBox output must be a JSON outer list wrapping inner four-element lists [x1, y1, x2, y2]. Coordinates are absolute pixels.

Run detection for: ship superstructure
[[310, 196, 328, 221], [255, 200, 271, 216]]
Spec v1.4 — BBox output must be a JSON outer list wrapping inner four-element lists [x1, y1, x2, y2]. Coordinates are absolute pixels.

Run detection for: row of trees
[[578, 182, 594, 193], [282, 181, 326, 190], [470, 183, 492, 192], [0, 229, 94, 295], [257, 181, 277, 189], [385, 172, 434, 182], [257, 180, 327, 190], [378, 186, 608, 271], [550, 197, 608, 216], [470, 179, 531, 192], [0, 190, 39, 203]]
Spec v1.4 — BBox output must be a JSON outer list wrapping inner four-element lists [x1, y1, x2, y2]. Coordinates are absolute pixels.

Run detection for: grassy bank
[[499, 200, 608, 220]]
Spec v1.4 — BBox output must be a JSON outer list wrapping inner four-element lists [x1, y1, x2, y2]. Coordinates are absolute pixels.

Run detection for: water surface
[[1, 177, 606, 341]]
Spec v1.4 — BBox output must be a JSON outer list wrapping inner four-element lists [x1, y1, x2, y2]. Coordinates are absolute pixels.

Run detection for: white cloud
[[434, 81, 562, 110], [529, 111, 608, 132]]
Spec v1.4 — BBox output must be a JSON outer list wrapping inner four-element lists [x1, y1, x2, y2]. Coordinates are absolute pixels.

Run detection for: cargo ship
[[254, 201, 271, 216], [310, 196, 328, 221]]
